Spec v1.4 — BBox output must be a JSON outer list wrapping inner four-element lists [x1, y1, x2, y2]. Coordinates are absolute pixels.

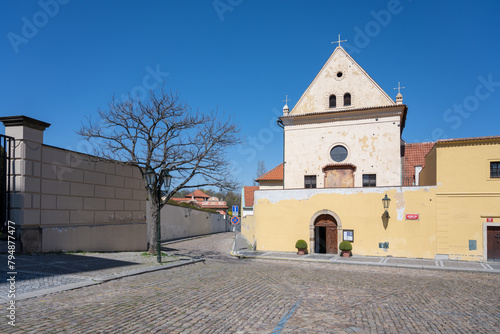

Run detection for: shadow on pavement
[[0, 253, 140, 283]]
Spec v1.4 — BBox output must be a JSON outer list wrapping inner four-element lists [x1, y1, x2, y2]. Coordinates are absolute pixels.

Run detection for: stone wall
[[147, 203, 229, 242], [1, 116, 147, 252]]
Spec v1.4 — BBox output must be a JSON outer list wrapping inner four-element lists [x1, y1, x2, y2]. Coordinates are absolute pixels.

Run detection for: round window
[[337, 71, 343, 78], [330, 145, 348, 162]]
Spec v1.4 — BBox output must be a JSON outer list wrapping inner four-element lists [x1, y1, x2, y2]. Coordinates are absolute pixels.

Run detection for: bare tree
[[254, 160, 266, 186], [78, 86, 241, 255]]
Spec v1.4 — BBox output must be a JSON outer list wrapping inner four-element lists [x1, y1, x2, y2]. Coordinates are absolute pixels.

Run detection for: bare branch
[[78, 84, 242, 254]]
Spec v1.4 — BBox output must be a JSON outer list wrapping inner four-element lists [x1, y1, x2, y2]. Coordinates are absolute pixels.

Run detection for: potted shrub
[[339, 240, 352, 258], [295, 239, 308, 255]]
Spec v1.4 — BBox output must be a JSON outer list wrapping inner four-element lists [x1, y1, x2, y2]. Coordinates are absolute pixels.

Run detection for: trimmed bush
[[295, 239, 308, 249], [339, 240, 352, 251]]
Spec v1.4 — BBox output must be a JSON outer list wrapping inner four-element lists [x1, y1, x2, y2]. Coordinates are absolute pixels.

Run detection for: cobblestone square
[[2, 233, 499, 333]]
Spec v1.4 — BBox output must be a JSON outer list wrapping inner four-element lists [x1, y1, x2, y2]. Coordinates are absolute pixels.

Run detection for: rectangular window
[[491, 162, 500, 178], [304, 175, 316, 188], [363, 174, 376, 187]]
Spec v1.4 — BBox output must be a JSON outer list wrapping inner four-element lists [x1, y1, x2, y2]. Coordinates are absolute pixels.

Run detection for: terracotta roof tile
[[255, 163, 284, 182], [437, 135, 500, 144], [402, 142, 435, 186], [243, 186, 259, 208], [186, 189, 210, 199]]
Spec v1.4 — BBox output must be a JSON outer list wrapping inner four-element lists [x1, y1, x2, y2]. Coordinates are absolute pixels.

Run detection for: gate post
[[0, 116, 51, 252]]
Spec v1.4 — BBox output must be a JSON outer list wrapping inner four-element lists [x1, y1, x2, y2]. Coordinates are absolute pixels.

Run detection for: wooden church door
[[315, 215, 338, 254], [326, 226, 338, 254]]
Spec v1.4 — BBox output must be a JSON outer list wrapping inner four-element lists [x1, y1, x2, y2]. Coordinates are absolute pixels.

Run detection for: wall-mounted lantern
[[382, 194, 391, 218]]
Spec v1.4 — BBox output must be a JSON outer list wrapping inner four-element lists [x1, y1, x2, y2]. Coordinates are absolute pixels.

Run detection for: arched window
[[329, 94, 336, 108], [344, 93, 351, 107]]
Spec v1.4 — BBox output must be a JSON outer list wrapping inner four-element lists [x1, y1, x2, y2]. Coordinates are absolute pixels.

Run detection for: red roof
[[243, 186, 259, 208], [186, 189, 210, 199], [402, 142, 435, 186], [256, 163, 284, 182]]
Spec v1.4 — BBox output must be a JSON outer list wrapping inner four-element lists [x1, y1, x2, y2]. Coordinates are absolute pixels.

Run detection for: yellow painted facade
[[246, 187, 437, 259], [242, 137, 500, 261], [420, 137, 500, 261]]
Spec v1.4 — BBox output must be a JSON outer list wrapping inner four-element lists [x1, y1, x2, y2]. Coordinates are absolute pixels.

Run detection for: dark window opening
[[305, 175, 317, 188], [344, 93, 351, 107], [491, 162, 500, 178], [337, 72, 343, 78], [329, 94, 336, 108], [330, 145, 348, 162], [363, 174, 376, 187]]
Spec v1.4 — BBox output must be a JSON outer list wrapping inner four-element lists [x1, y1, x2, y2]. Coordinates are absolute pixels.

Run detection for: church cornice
[[280, 104, 407, 131]]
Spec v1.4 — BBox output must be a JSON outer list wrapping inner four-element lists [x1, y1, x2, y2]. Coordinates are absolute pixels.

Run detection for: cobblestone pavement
[[0, 251, 185, 298], [2, 233, 499, 333]]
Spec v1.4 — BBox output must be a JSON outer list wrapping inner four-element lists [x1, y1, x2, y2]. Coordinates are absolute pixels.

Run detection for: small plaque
[[469, 240, 477, 250]]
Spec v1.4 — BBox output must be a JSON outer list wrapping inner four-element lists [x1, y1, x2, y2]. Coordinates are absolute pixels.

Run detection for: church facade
[[242, 45, 500, 262], [281, 46, 405, 189]]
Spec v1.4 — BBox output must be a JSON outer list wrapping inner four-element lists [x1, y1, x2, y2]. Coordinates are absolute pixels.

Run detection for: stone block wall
[[1, 116, 147, 252]]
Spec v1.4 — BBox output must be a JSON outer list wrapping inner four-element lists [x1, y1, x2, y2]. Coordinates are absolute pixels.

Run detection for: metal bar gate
[[1, 134, 14, 233]]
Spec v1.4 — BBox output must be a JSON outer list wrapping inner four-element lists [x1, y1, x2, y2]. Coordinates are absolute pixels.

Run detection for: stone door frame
[[309, 209, 342, 254]]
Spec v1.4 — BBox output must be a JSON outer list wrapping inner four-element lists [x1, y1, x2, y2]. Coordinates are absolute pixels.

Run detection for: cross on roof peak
[[394, 82, 405, 94], [283, 95, 291, 106], [331, 34, 347, 47]]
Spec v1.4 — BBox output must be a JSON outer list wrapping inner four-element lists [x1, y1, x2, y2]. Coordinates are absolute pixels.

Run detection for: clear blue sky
[[2, 0, 500, 187]]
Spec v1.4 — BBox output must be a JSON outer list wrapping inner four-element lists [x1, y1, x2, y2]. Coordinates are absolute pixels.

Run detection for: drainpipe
[[277, 119, 285, 189]]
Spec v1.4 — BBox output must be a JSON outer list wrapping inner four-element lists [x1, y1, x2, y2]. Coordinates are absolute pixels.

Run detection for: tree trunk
[[148, 195, 160, 254]]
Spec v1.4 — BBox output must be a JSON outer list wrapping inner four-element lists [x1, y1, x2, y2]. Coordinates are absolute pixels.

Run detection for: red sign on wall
[[486, 218, 493, 222], [405, 214, 419, 220]]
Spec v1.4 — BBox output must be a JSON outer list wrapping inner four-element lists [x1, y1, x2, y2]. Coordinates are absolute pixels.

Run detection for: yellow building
[[242, 45, 500, 262], [420, 136, 500, 261]]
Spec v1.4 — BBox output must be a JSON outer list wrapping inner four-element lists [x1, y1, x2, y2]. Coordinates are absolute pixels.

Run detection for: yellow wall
[[247, 138, 500, 262], [251, 187, 438, 259], [419, 146, 436, 186], [432, 139, 500, 260], [241, 214, 256, 247], [434, 140, 500, 193]]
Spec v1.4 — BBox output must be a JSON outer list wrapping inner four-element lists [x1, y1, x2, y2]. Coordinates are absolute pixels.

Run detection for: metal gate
[[1, 134, 14, 233]]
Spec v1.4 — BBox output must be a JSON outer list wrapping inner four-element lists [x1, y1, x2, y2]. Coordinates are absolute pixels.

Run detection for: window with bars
[[363, 174, 376, 187], [491, 162, 500, 178], [304, 175, 317, 188]]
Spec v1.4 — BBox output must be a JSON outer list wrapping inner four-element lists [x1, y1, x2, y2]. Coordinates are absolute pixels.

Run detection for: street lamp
[[382, 194, 391, 218], [145, 166, 172, 263]]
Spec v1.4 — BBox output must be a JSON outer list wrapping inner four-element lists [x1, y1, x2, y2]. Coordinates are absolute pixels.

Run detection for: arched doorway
[[314, 214, 338, 254]]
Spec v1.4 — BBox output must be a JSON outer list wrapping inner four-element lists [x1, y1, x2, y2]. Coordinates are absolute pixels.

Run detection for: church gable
[[291, 47, 395, 115]]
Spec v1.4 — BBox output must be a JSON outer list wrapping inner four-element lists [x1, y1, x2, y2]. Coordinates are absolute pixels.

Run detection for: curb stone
[[233, 252, 500, 275]]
